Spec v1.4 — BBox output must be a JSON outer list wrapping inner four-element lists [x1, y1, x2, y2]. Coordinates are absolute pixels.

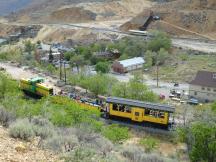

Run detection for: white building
[[112, 57, 145, 73]]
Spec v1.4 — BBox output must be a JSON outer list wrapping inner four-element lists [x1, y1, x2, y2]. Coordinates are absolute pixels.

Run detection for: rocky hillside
[[120, 0, 216, 39]]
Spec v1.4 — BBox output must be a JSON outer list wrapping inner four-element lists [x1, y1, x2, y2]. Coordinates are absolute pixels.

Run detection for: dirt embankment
[[120, 0, 216, 39], [0, 126, 60, 162]]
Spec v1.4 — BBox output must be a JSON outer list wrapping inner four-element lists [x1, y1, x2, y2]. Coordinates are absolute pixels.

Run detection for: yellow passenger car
[[106, 97, 175, 126]]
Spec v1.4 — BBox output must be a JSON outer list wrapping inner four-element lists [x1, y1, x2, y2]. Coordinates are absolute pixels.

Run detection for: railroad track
[[102, 117, 175, 136]]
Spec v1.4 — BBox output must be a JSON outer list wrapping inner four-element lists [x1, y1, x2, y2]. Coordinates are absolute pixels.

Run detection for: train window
[[125, 106, 131, 113], [159, 112, 165, 118], [113, 104, 118, 111], [119, 105, 125, 112], [135, 112, 140, 116], [144, 109, 165, 118], [144, 109, 150, 115]]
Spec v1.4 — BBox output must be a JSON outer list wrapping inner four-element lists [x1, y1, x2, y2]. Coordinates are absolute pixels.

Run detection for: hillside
[[120, 0, 216, 39], [6, 0, 153, 23]]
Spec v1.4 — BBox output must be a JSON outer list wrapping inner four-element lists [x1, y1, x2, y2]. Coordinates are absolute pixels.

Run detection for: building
[[189, 71, 216, 102], [112, 57, 145, 74]]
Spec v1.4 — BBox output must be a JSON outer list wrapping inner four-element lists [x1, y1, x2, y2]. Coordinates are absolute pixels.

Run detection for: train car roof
[[106, 97, 175, 113]]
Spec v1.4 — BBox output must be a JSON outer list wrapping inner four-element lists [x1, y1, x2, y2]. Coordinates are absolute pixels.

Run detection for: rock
[[15, 144, 27, 153]]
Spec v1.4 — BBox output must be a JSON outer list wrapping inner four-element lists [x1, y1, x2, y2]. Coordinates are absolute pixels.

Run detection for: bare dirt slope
[[6, 0, 153, 24], [0, 126, 61, 162], [120, 0, 216, 39]]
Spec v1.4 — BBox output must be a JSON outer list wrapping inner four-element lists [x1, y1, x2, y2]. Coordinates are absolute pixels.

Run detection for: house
[[189, 71, 216, 102], [112, 57, 145, 74]]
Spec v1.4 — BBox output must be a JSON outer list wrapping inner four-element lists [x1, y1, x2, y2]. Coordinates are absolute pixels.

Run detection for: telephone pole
[[64, 61, 67, 84], [59, 52, 63, 80], [156, 64, 159, 87]]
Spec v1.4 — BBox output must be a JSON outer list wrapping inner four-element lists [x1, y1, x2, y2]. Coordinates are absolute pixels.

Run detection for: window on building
[[194, 92, 197, 95], [214, 89, 216, 92], [202, 87, 205, 90], [207, 88, 211, 91]]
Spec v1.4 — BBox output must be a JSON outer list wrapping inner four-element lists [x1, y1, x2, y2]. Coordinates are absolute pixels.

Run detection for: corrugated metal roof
[[119, 57, 145, 68], [106, 97, 175, 113]]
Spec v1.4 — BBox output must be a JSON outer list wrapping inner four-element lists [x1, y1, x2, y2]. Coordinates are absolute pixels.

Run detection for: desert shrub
[[102, 124, 129, 143], [33, 125, 54, 139], [62, 146, 97, 162], [31, 116, 53, 127], [0, 107, 15, 127], [44, 134, 79, 153], [9, 119, 35, 141], [82, 135, 113, 156], [140, 136, 159, 152], [122, 146, 163, 162]]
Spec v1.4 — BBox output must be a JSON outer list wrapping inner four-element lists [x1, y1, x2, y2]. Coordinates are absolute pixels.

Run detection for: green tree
[[157, 48, 169, 65], [144, 50, 154, 68], [24, 40, 35, 54], [70, 55, 85, 73], [178, 108, 216, 162], [112, 82, 128, 98], [147, 31, 171, 52], [64, 51, 75, 61], [95, 62, 110, 73]]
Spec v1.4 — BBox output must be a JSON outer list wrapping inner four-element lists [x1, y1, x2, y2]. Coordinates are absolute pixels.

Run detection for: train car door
[[131, 108, 143, 122]]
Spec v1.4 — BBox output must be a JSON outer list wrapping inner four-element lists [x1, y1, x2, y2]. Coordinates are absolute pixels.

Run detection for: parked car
[[174, 82, 179, 87], [187, 98, 199, 105]]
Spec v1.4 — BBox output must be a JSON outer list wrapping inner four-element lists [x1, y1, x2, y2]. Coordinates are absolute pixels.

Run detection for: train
[[20, 77, 175, 128], [20, 77, 53, 97]]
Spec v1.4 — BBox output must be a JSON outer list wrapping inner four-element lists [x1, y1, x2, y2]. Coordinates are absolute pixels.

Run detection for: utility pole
[[59, 51, 62, 80], [156, 64, 159, 87], [64, 61, 67, 84]]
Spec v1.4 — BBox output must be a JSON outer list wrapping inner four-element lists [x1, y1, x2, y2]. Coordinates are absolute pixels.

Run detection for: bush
[[140, 137, 159, 153], [95, 62, 110, 73], [62, 146, 96, 162], [33, 125, 54, 139], [0, 107, 15, 127], [44, 130, 79, 153], [31, 116, 53, 127], [122, 146, 163, 162], [9, 119, 35, 141], [102, 124, 129, 143]]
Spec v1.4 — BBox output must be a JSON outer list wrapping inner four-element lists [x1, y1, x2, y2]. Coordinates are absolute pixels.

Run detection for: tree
[[157, 48, 169, 65], [95, 62, 110, 73], [24, 40, 35, 55], [70, 55, 85, 73], [178, 108, 216, 162], [147, 31, 171, 52], [144, 50, 154, 68], [112, 82, 128, 98], [64, 51, 75, 61]]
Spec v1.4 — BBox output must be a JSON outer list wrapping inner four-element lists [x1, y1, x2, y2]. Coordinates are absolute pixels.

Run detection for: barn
[[112, 57, 145, 74]]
